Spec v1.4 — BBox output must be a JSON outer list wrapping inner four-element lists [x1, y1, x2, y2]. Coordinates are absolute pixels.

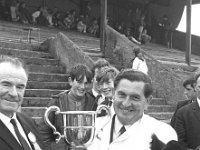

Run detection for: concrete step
[[0, 41, 37, 50], [28, 73, 68, 82], [27, 81, 70, 90], [146, 105, 176, 113], [23, 97, 51, 107], [32, 117, 43, 125], [22, 107, 46, 118], [0, 47, 53, 58], [27, 64, 65, 74], [147, 112, 174, 120], [80, 46, 101, 53], [150, 98, 167, 105], [84, 51, 103, 57], [20, 56, 60, 66], [24, 89, 64, 97]]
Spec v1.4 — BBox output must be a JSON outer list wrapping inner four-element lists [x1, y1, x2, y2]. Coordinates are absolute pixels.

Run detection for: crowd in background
[[0, 0, 100, 37], [0, 0, 172, 45]]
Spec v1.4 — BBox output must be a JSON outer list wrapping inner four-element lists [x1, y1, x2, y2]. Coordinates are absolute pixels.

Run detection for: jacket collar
[[191, 101, 200, 122], [0, 120, 23, 150]]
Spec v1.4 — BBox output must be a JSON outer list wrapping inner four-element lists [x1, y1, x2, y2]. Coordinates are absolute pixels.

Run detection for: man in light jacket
[[88, 69, 177, 150]]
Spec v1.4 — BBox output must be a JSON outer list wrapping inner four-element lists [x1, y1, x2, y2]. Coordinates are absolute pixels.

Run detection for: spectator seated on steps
[[63, 12, 73, 29], [88, 18, 99, 36], [18, 1, 32, 24], [77, 15, 87, 33], [138, 14, 146, 41], [32, 6, 42, 24], [141, 29, 151, 44], [125, 29, 141, 45], [9, 0, 19, 22]]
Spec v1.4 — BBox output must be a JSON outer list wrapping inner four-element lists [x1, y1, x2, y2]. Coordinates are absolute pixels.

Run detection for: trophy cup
[[44, 105, 111, 148]]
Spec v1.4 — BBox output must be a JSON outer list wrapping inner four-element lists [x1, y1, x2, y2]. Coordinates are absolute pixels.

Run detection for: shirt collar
[[92, 88, 99, 97], [197, 97, 200, 107], [115, 115, 131, 133], [0, 112, 16, 126]]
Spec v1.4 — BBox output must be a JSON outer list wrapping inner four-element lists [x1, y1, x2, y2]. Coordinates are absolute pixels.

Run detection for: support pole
[[100, 0, 107, 56], [185, 0, 192, 66]]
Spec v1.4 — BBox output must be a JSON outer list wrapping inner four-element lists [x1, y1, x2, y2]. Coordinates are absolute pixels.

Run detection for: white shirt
[[88, 114, 177, 150], [0, 112, 32, 149], [113, 116, 131, 140], [132, 57, 148, 74], [197, 97, 200, 107], [92, 88, 105, 105]]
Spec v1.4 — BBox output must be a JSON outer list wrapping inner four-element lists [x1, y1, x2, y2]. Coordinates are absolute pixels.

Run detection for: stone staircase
[[0, 21, 181, 124]]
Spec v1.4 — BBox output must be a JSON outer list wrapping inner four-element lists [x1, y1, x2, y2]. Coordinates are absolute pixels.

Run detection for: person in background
[[0, 55, 44, 150], [88, 69, 177, 150], [141, 29, 151, 44], [77, 15, 87, 33], [96, 66, 119, 106], [18, 1, 32, 24], [174, 73, 200, 150], [170, 77, 196, 128], [39, 64, 97, 150], [88, 18, 99, 36], [132, 48, 148, 74], [32, 6, 42, 24], [96, 66, 119, 116], [125, 29, 141, 45], [90, 59, 110, 105]]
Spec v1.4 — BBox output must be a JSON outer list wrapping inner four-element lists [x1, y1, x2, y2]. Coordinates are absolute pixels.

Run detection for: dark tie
[[10, 119, 32, 150], [95, 94, 102, 103], [119, 126, 126, 137]]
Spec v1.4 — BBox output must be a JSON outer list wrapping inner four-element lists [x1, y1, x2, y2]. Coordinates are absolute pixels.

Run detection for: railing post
[[185, 0, 192, 66], [100, 0, 107, 57]]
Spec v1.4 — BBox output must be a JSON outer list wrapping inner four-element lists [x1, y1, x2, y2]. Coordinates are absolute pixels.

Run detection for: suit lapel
[[16, 113, 35, 150], [191, 101, 200, 122], [0, 120, 23, 150]]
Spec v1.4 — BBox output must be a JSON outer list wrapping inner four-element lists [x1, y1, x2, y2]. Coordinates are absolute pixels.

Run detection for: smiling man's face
[[0, 62, 27, 118], [113, 79, 149, 125]]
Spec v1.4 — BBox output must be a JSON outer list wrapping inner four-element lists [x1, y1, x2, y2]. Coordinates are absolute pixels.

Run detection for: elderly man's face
[[113, 79, 149, 125], [0, 62, 27, 117]]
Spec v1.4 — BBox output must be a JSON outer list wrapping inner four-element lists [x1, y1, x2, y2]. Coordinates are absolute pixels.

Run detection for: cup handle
[[44, 106, 62, 143]]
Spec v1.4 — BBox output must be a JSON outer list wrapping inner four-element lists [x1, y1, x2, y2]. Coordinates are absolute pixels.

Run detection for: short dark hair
[[0, 55, 28, 76], [114, 69, 153, 98], [69, 64, 93, 83], [91, 58, 110, 75], [134, 48, 141, 57], [96, 66, 119, 85], [183, 77, 196, 88]]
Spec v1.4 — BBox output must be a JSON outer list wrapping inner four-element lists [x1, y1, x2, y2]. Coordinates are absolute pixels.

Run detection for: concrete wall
[[104, 25, 186, 104]]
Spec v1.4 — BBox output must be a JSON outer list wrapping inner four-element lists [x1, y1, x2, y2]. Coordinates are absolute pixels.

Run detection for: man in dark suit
[[0, 55, 44, 150], [170, 77, 196, 128], [174, 74, 200, 150]]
